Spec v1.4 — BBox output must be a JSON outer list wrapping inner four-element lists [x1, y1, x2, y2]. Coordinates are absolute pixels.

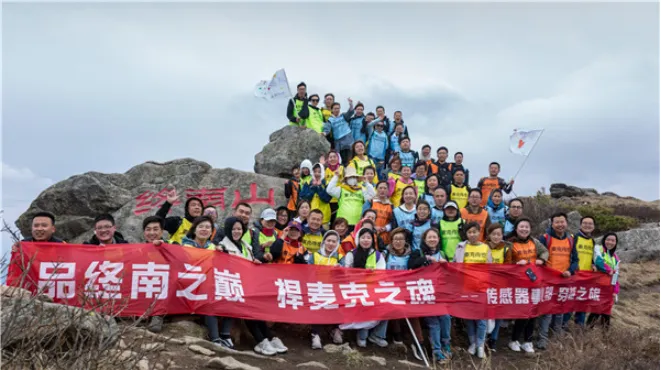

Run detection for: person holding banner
[[505, 218, 548, 354], [485, 223, 511, 351], [270, 221, 308, 265], [588, 232, 620, 329], [286, 82, 310, 126], [308, 230, 345, 349], [343, 228, 389, 348], [454, 222, 493, 359], [84, 214, 129, 245], [564, 216, 596, 328], [408, 228, 451, 363], [180, 216, 216, 250], [21, 211, 65, 244]]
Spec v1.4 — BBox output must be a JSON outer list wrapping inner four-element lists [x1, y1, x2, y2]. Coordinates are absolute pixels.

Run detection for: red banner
[[8, 242, 613, 324]]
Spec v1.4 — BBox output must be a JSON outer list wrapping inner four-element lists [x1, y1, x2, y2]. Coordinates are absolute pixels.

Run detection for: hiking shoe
[[536, 339, 548, 350], [254, 339, 277, 356], [368, 334, 388, 348], [147, 316, 163, 333], [270, 337, 288, 354], [487, 338, 497, 352], [521, 342, 535, 354], [332, 328, 343, 344], [442, 344, 453, 359], [433, 351, 448, 363], [477, 346, 486, 359], [410, 343, 424, 361], [357, 338, 367, 348], [468, 343, 477, 355], [508, 341, 521, 352], [311, 334, 322, 350], [218, 338, 234, 349]]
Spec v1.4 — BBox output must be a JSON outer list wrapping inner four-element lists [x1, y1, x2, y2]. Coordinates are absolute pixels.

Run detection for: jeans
[[204, 316, 233, 342], [489, 319, 502, 341], [512, 318, 536, 343], [563, 312, 586, 327], [538, 314, 563, 344], [358, 320, 388, 341], [425, 315, 451, 359], [465, 319, 487, 347]]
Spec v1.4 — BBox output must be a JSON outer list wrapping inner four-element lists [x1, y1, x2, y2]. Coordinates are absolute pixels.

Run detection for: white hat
[[260, 208, 277, 221]]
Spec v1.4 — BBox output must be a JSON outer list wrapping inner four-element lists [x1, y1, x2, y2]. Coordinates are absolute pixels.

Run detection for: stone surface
[[254, 126, 330, 178], [550, 183, 600, 199], [137, 359, 150, 370], [142, 342, 165, 352], [206, 356, 261, 370], [296, 361, 329, 369], [366, 356, 386, 366], [398, 360, 425, 368], [323, 343, 354, 355], [16, 159, 287, 243], [538, 211, 582, 236], [181, 336, 286, 363], [165, 319, 208, 340], [189, 344, 216, 356], [615, 224, 660, 263]]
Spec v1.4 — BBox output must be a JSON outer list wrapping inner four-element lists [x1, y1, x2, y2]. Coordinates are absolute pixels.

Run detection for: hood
[[350, 218, 369, 240], [326, 151, 342, 172], [487, 189, 506, 211], [355, 227, 377, 250], [300, 159, 314, 174], [319, 230, 342, 257], [185, 197, 204, 222], [312, 162, 325, 181], [387, 242, 411, 257], [223, 217, 245, 243]]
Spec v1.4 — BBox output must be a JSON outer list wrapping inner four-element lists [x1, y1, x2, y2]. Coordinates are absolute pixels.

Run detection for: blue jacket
[[485, 195, 508, 226], [367, 130, 389, 161], [389, 133, 401, 154], [398, 150, 418, 168], [299, 179, 333, 203], [349, 115, 367, 143], [392, 205, 416, 232], [323, 109, 354, 140]]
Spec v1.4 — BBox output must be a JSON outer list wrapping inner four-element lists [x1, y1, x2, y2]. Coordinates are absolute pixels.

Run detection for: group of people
[[15, 89, 620, 364]]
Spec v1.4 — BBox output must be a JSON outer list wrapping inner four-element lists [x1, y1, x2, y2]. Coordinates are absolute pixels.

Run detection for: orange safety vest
[[479, 177, 500, 208], [546, 234, 573, 272], [426, 160, 438, 175], [370, 201, 394, 244], [460, 208, 489, 242], [287, 180, 300, 212], [276, 241, 306, 265], [509, 240, 537, 263]]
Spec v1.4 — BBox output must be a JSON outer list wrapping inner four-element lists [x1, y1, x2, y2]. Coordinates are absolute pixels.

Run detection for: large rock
[[615, 223, 660, 263], [254, 126, 330, 178], [550, 183, 599, 198], [16, 159, 287, 243], [537, 211, 582, 236]]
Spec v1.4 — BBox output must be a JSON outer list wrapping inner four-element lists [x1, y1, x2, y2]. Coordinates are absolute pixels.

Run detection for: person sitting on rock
[[388, 165, 414, 208], [270, 221, 308, 264], [447, 169, 470, 210], [22, 211, 65, 243], [286, 82, 309, 126], [180, 216, 216, 250], [300, 163, 332, 226], [347, 141, 376, 177], [306, 94, 325, 134], [212, 202, 252, 244], [396, 136, 419, 169], [322, 98, 355, 166], [476, 162, 514, 208], [307, 230, 345, 349], [300, 209, 327, 254], [155, 187, 204, 245], [326, 166, 376, 230], [245, 208, 278, 263], [84, 214, 129, 245]]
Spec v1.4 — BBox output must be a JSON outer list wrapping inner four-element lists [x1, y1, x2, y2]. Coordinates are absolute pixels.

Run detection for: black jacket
[[287, 96, 310, 123], [84, 232, 129, 245], [156, 197, 204, 236], [22, 236, 65, 243]]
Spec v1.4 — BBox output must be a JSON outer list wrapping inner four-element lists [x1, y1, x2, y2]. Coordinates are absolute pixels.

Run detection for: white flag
[[510, 129, 544, 156], [253, 69, 291, 100]]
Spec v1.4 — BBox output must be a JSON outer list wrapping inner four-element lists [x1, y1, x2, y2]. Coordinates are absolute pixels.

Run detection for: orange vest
[[510, 240, 537, 263], [287, 180, 300, 212], [276, 241, 305, 264], [341, 235, 355, 255], [426, 160, 438, 175], [460, 208, 489, 242], [370, 201, 394, 244], [479, 177, 500, 208], [546, 235, 572, 272]]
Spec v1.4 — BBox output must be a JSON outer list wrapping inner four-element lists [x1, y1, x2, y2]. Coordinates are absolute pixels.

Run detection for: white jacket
[[218, 237, 254, 261]]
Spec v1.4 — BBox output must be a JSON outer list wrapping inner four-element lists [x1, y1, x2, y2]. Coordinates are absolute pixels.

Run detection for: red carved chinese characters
[[231, 183, 276, 209]]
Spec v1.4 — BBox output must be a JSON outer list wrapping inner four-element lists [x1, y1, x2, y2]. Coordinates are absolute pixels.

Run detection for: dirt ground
[[125, 260, 659, 370]]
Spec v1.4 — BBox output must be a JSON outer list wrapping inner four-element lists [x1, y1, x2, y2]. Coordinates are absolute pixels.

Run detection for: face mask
[[347, 178, 358, 186]]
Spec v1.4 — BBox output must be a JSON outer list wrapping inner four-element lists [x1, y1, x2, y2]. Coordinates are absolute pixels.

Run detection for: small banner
[[8, 242, 613, 324]]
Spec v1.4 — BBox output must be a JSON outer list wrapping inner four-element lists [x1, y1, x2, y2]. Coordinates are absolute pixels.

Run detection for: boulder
[[16, 159, 287, 243], [206, 356, 260, 370], [254, 126, 330, 178], [615, 224, 660, 263], [537, 211, 582, 236], [549, 184, 599, 199], [296, 361, 328, 369]]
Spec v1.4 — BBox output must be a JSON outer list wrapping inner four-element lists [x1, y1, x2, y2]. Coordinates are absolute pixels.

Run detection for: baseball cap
[[287, 221, 303, 232], [443, 201, 459, 210], [260, 208, 277, 221]]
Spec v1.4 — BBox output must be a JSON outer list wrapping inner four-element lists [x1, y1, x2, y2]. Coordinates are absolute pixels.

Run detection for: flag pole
[[511, 129, 545, 182], [282, 69, 301, 125]]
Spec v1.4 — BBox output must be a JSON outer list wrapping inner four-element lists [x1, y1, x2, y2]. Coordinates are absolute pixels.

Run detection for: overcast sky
[[2, 2, 659, 252]]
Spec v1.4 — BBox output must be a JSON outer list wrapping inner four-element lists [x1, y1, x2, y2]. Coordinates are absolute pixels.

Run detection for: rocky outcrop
[[615, 223, 660, 263], [254, 126, 330, 178], [16, 159, 287, 243], [550, 183, 600, 199]]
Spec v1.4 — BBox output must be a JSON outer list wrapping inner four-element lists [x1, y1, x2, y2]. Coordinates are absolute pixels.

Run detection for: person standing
[[323, 99, 356, 166], [306, 94, 326, 133], [286, 82, 310, 126], [587, 232, 620, 329], [460, 189, 491, 242], [476, 162, 514, 207]]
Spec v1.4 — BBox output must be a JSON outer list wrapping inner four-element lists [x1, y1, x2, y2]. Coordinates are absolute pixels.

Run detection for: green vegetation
[[575, 204, 639, 234]]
